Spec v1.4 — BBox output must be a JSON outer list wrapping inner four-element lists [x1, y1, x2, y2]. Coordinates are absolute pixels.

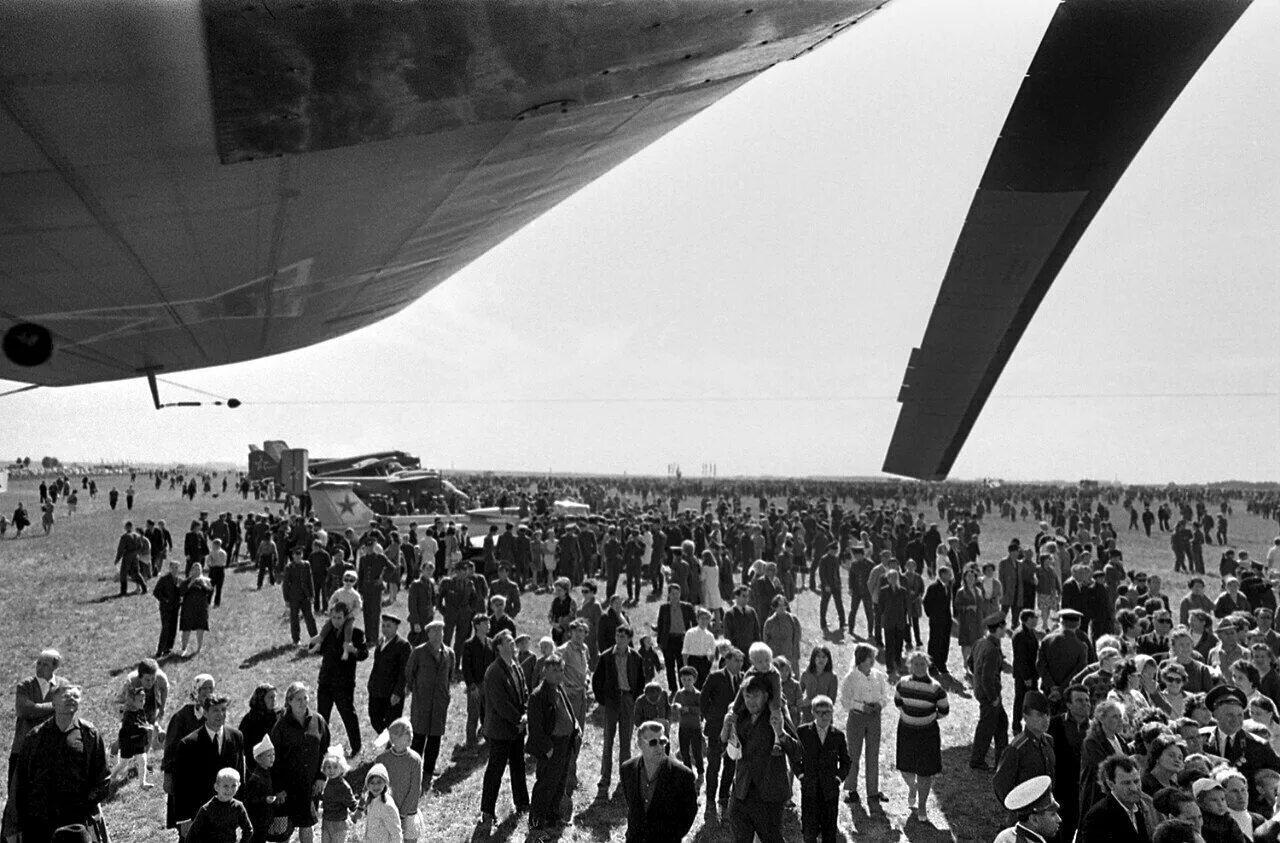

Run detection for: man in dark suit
[[367, 613, 412, 735], [655, 584, 697, 692], [1204, 684, 1280, 787], [282, 545, 317, 645], [701, 648, 743, 817], [10, 685, 110, 843], [1010, 610, 1039, 734], [314, 602, 369, 756], [620, 720, 698, 843], [1136, 609, 1174, 658], [1048, 684, 1091, 843], [817, 549, 845, 632], [729, 672, 802, 843], [171, 693, 246, 836], [526, 654, 580, 831], [478, 630, 529, 828], [597, 595, 630, 655], [922, 566, 954, 674], [591, 624, 645, 798], [1079, 754, 1150, 843], [795, 695, 851, 843], [723, 587, 761, 656]]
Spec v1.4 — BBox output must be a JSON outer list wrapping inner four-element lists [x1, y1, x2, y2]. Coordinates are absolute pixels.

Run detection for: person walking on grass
[[841, 642, 887, 808], [179, 562, 215, 658], [477, 630, 530, 830]]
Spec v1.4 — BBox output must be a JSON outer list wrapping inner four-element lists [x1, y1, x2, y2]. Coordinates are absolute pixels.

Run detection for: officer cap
[[1004, 775, 1056, 817], [1206, 684, 1247, 711], [984, 612, 1007, 630], [380, 613, 401, 625], [1058, 609, 1084, 624]]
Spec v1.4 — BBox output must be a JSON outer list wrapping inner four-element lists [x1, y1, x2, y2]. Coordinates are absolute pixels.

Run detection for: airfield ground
[[0, 478, 1276, 842]]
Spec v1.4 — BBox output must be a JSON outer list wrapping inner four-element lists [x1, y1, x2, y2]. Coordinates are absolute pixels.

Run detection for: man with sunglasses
[[619, 720, 697, 842]]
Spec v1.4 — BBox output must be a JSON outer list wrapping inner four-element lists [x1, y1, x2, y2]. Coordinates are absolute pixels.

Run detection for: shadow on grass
[[931, 743, 990, 841], [568, 791, 623, 841], [78, 593, 124, 605], [237, 642, 296, 670], [471, 808, 521, 842], [431, 742, 489, 794]]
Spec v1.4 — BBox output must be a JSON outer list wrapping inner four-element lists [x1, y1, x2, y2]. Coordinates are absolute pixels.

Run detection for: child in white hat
[[361, 763, 402, 843]]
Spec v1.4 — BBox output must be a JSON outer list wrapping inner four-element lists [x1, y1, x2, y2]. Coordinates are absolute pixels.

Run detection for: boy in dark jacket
[[796, 695, 851, 843]]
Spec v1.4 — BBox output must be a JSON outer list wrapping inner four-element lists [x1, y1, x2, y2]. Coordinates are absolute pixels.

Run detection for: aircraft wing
[[882, 0, 1254, 481], [0, 0, 884, 386]]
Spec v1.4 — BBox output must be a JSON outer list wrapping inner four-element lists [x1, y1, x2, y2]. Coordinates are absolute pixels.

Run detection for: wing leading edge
[[882, 0, 1254, 481]]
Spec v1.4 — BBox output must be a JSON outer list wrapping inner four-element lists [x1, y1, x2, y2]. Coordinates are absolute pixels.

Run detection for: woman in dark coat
[[179, 562, 214, 657], [1077, 699, 1132, 826], [237, 683, 279, 766], [164, 673, 215, 829], [269, 681, 330, 843]]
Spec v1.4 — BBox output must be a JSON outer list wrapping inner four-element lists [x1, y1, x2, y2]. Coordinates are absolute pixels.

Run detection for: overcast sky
[[4, 0, 1277, 483]]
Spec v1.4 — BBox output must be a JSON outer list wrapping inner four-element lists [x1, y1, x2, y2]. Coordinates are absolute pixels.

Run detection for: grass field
[[0, 477, 1277, 843]]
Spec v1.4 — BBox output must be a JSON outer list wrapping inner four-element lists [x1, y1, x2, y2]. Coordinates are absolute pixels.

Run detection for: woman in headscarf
[[238, 683, 279, 766], [179, 561, 214, 657], [270, 681, 331, 843], [164, 674, 215, 830]]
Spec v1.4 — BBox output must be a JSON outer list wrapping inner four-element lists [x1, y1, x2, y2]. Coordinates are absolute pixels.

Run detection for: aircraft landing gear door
[[282, 448, 309, 495]]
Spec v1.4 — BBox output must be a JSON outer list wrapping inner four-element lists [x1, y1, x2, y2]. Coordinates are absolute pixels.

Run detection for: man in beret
[[970, 613, 1010, 771], [992, 775, 1062, 843], [994, 691, 1056, 805], [1204, 684, 1280, 786]]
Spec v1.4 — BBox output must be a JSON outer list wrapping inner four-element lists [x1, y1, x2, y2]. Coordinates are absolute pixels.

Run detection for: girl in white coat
[[361, 763, 403, 843]]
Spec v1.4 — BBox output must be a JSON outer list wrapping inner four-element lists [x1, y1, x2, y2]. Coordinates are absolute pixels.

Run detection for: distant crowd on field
[[5, 476, 1280, 843]]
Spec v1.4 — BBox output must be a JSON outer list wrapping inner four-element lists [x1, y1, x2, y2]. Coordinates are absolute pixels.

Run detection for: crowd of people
[[4, 473, 1280, 843]]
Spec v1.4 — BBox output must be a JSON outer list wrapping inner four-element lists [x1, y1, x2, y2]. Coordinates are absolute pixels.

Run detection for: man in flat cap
[[992, 775, 1062, 843], [1204, 684, 1280, 786], [970, 612, 1009, 771], [994, 691, 1056, 805], [368, 613, 411, 734], [1037, 610, 1090, 715]]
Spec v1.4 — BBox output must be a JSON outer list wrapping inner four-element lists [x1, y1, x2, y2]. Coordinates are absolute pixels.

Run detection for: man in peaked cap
[[994, 691, 1056, 805], [970, 612, 1010, 771], [1037, 609, 1090, 715], [992, 776, 1061, 843], [1204, 683, 1280, 786]]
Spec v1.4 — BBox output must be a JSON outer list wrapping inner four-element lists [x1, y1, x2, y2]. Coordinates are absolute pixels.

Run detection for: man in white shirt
[[839, 643, 887, 807], [1268, 538, 1280, 571], [681, 607, 717, 687]]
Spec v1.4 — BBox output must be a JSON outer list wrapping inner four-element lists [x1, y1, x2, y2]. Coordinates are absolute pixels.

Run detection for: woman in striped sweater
[[894, 649, 950, 822]]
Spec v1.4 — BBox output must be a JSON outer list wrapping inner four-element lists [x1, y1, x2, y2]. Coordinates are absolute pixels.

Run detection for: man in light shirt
[[682, 607, 717, 688], [839, 643, 887, 807]]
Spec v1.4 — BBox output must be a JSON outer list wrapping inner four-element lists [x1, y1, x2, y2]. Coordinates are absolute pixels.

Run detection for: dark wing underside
[[882, 0, 1254, 481]]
